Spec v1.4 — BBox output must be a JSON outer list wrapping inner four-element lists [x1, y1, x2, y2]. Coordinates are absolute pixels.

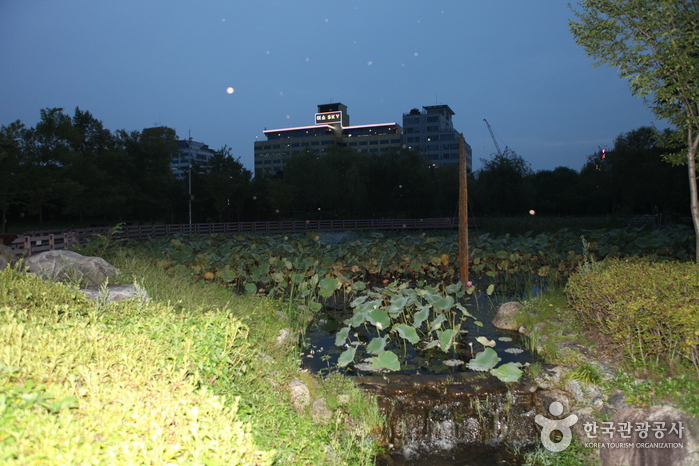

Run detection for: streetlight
[[188, 135, 193, 225]]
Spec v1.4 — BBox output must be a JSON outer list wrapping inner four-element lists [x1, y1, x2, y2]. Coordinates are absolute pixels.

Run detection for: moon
[[226, 87, 234, 94]]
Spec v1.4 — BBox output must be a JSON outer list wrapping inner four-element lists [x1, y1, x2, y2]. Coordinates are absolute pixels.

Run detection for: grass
[[523, 438, 597, 466], [517, 287, 699, 465], [515, 290, 594, 365], [0, 248, 383, 465]]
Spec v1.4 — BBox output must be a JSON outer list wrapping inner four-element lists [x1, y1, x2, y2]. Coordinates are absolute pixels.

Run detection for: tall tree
[[202, 146, 252, 222], [0, 121, 27, 232], [570, 0, 699, 261], [22, 108, 78, 229], [473, 150, 534, 216], [607, 127, 688, 215], [116, 126, 179, 223]]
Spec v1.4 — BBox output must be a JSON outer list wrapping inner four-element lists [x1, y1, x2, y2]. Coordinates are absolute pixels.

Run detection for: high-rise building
[[171, 140, 216, 180], [402, 105, 472, 171], [254, 103, 402, 177]]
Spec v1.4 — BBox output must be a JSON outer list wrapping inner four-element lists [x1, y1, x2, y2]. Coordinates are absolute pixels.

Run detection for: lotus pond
[[302, 282, 534, 381], [129, 224, 694, 381]]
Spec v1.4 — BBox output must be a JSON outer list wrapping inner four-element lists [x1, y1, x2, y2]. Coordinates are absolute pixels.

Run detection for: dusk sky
[[1, 1, 668, 174]]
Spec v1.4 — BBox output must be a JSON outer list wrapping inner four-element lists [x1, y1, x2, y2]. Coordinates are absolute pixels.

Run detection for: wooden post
[[458, 133, 469, 285]]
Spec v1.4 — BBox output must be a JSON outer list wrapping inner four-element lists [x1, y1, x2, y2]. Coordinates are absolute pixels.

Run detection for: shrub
[[566, 258, 699, 372], [0, 268, 273, 465]]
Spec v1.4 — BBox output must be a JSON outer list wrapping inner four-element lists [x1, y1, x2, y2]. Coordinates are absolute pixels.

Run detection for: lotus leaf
[[476, 336, 496, 347], [367, 308, 391, 330], [412, 305, 430, 328], [432, 295, 454, 311], [490, 362, 523, 383], [466, 348, 501, 371], [335, 327, 351, 346], [366, 336, 387, 355], [371, 350, 400, 371], [394, 324, 420, 344], [429, 314, 447, 332], [388, 295, 410, 317], [319, 277, 340, 298], [337, 346, 357, 368], [438, 329, 455, 352]]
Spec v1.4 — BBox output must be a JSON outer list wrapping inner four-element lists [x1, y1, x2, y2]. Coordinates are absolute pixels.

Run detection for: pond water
[[302, 291, 535, 376], [302, 291, 540, 465]]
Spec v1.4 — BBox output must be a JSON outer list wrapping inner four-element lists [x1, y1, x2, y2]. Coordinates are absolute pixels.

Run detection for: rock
[[275, 328, 294, 347], [535, 389, 572, 417], [565, 379, 604, 405], [80, 284, 149, 304], [289, 379, 311, 413], [518, 324, 531, 336], [534, 365, 566, 390], [492, 301, 523, 330], [607, 391, 628, 411], [25, 250, 119, 286], [591, 361, 617, 381], [557, 341, 593, 359], [311, 397, 333, 424], [571, 408, 599, 443], [0, 244, 15, 271], [600, 406, 699, 466]]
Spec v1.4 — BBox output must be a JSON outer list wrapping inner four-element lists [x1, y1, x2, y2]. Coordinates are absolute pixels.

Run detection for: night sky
[[0, 1, 667, 173]]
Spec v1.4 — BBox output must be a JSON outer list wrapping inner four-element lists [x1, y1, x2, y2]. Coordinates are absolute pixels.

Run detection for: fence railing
[[8, 217, 458, 256]]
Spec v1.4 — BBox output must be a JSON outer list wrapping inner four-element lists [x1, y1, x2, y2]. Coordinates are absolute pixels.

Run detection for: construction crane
[[483, 119, 504, 157]]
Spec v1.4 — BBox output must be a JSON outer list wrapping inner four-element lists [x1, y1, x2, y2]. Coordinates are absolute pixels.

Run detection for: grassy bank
[[517, 261, 699, 465], [0, 249, 383, 465]]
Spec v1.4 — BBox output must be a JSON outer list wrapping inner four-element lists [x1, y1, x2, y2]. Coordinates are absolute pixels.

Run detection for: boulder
[[25, 250, 119, 287], [289, 379, 311, 413], [80, 284, 149, 304], [492, 301, 523, 330], [600, 406, 699, 466], [311, 397, 333, 424]]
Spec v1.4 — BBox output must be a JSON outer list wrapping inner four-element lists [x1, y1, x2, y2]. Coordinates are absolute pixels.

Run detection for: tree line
[[0, 107, 691, 233]]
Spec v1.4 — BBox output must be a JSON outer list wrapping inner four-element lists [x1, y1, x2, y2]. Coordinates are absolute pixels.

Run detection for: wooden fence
[[8, 217, 457, 256]]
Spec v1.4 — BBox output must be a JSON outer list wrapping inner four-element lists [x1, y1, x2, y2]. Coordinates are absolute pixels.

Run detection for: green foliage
[[523, 437, 596, 465], [566, 258, 699, 372], [609, 370, 699, 418], [128, 225, 695, 300], [473, 149, 534, 216], [569, 0, 699, 135], [0, 270, 273, 465], [567, 362, 602, 386], [0, 251, 383, 465], [331, 281, 524, 382], [71, 222, 127, 258], [570, 0, 699, 260]]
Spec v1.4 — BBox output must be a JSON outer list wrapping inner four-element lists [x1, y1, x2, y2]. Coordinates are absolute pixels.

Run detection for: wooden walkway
[[7, 217, 458, 256]]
